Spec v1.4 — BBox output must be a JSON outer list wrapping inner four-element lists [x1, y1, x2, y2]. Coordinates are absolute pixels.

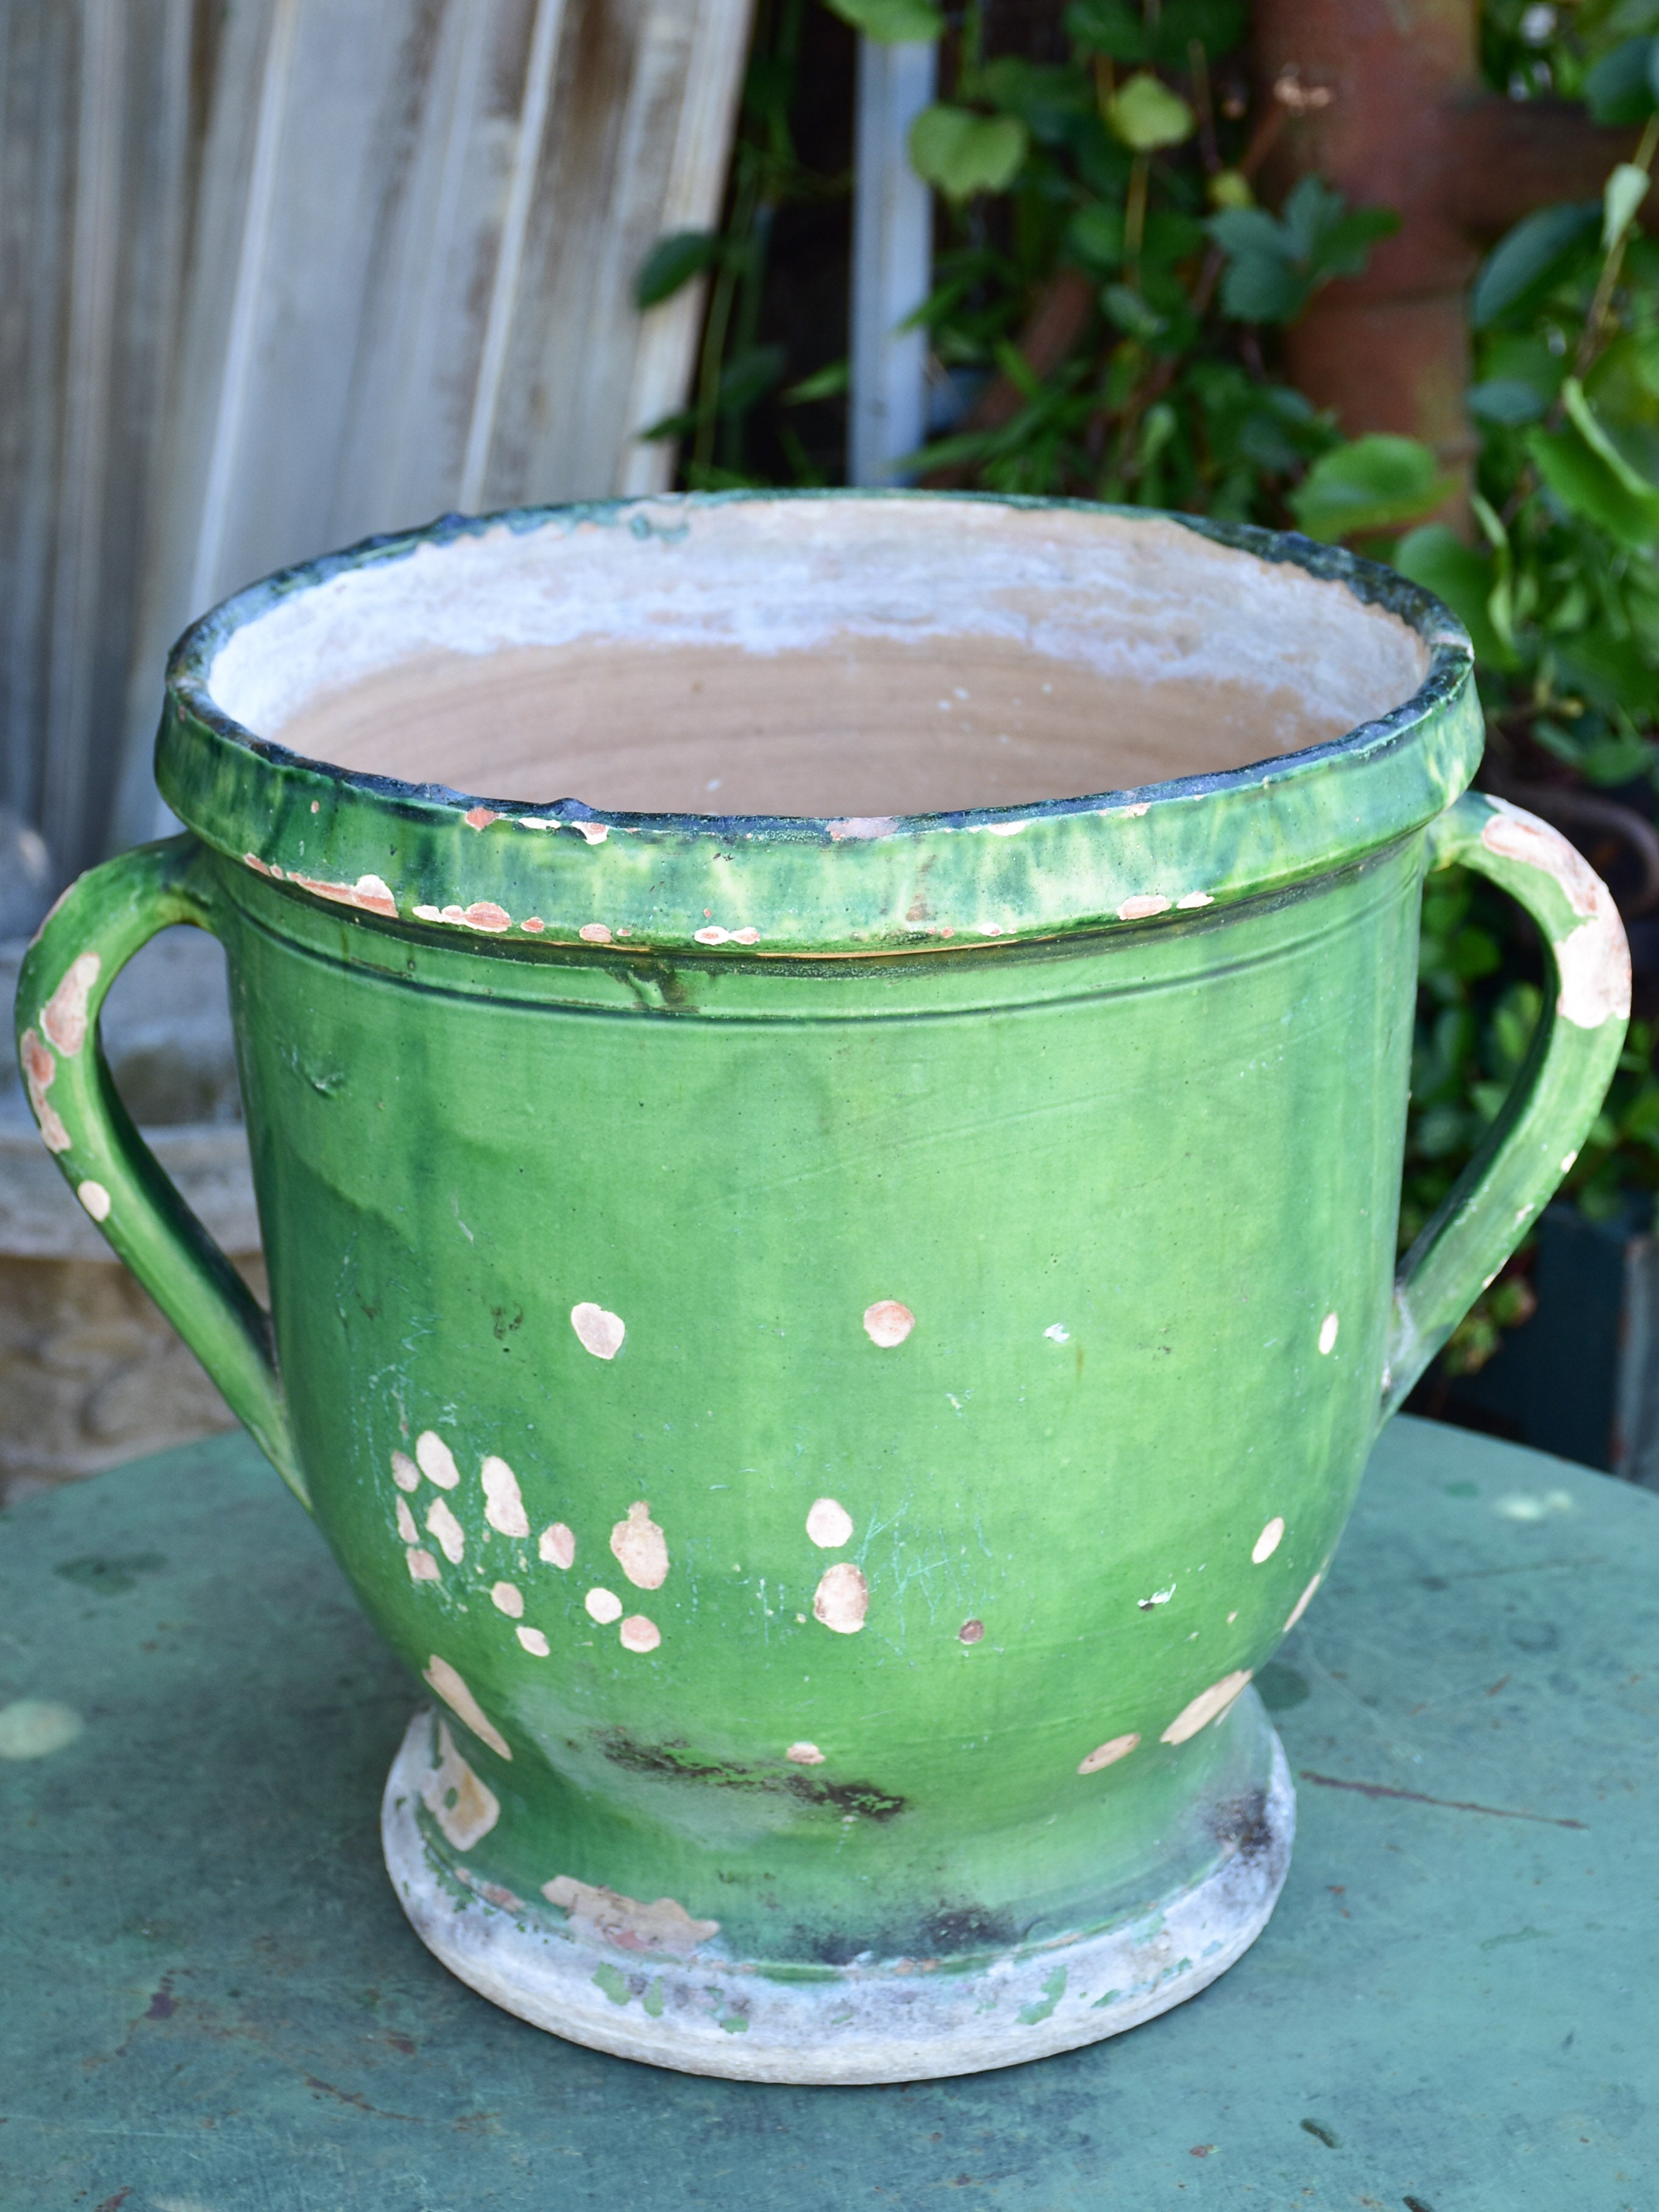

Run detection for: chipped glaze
[[18, 492, 1628, 2088]]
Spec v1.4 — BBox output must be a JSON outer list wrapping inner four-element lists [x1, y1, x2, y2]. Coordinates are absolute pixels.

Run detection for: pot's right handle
[[1383, 792, 1631, 1420], [13, 834, 306, 1504]]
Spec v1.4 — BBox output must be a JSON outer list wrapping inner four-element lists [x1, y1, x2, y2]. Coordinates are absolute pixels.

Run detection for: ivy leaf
[[1288, 434, 1452, 541], [978, 58, 1095, 143], [824, 0, 944, 40], [1393, 523, 1516, 670], [634, 230, 725, 310], [1585, 35, 1659, 125], [1101, 283, 1167, 340], [1526, 419, 1659, 550], [1467, 377, 1549, 425], [1106, 73, 1196, 151], [1148, 0, 1246, 66], [1067, 201, 1126, 271], [1208, 177, 1396, 324], [1604, 160, 1654, 249], [1064, 0, 1146, 60], [1469, 202, 1600, 328], [909, 105, 1029, 200]]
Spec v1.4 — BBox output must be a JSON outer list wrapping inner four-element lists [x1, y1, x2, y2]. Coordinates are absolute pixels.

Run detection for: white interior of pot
[[205, 500, 1433, 817]]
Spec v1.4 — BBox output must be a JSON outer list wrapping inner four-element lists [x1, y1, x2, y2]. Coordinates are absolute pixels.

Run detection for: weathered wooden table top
[[1, 1416, 1652, 2211]]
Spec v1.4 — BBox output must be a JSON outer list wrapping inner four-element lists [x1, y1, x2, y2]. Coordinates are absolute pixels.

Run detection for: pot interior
[[205, 499, 1432, 819]]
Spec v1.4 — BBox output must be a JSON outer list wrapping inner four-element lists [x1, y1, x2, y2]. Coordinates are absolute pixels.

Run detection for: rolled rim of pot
[[159, 490, 1480, 961]]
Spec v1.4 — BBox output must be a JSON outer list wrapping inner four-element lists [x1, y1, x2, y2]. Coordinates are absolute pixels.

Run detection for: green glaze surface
[[11, 493, 1631, 2079]]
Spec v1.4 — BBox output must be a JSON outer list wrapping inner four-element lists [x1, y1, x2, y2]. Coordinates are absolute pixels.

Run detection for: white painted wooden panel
[[0, 0, 752, 869]]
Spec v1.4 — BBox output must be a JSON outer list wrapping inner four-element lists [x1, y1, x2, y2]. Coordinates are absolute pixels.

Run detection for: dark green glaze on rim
[[158, 491, 1482, 961]]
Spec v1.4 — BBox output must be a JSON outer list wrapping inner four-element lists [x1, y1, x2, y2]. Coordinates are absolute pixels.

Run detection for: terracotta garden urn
[[15, 493, 1629, 2080]]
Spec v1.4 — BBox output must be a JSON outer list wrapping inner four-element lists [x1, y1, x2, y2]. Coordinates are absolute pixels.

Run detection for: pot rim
[[158, 490, 1482, 961]]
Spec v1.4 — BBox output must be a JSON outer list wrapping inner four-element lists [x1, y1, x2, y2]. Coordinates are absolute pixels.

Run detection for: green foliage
[[634, 230, 728, 310], [822, 0, 942, 41], [1207, 176, 1399, 324], [1290, 435, 1454, 542], [910, 106, 1029, 200]]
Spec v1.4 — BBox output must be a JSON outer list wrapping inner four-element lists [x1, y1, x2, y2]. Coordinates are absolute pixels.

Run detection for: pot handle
[[13, 835, 306, 1506], [1384, 791, 1631, 1421]]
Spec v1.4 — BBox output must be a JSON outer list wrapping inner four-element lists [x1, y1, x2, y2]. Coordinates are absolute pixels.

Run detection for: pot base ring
[[382, 1713, 1295, 2084]]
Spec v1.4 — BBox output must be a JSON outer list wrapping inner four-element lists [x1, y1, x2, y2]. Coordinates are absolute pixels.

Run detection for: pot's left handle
[[14, 836, 306, 1507]]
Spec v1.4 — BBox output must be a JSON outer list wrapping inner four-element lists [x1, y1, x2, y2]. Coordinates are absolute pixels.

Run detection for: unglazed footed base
[[381, 1712, 1295, 2084]]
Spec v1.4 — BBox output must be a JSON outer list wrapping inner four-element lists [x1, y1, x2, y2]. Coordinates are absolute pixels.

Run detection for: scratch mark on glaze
[[1318, 1312, 1339, 1355], [586, 1587, 623, 1624], [812, 1561, 869, 1634], [396, 1498, 419, 1545], [407, 1548, 439, 1581], [416, 1431, 460, 1488], [571, 1302, 626, 1359], [482, 1455, 530, 1538], [1078, 1733, 1140, 1774], [517, 1626, 550, 1655], [1284, 1573, 1323, 1633], [1561, 1150, 1578, 1174], [541, 1874, 717, 1954], [1044, 1322, 1070, 1343], [392, 1450, 421, 1492], [490, 1580, 524, 1618], [41, 953, 101, 1054], [1252, 1516, 1285, 1563], [423, 1655, 511, 1760], [863, 1299, 915, 1348], [538, 1522, 575, 1569], [20, 1030, 69, 1153], [806, 1497, 854, 1549], [422, 1718, 500, 1848], [1137, 1584, 1175, 1610], [611, 1502, 669, 1589], [786, 1741, 825, 1765], [76, 1179, 110, 1221], [619, 1614, 661, 1653], [425, 1495, 466, 1564], [1162, 1670, 1252, 1744]]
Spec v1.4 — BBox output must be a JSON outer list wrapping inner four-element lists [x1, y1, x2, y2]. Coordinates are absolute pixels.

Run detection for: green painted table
[[1, 1415, 1652, 2211]]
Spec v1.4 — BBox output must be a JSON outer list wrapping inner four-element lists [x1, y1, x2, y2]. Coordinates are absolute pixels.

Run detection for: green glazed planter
[[14, 493, 1629, 2083]]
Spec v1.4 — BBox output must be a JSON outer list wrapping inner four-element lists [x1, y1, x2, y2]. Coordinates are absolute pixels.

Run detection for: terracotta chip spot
[[541, 1874, 717, 1953], [520, 917, 545, 933], [538, 1522, 576, 1570], [1175, 891, 1214, 910], [481, 1455, 530, 1538], [862, 1299, 915, 1348], [694, 925, 731, 945], [416, 1431, 460, 1488], [1252, 1516, 1285, 1564], [812, 1561, 869, 1634], [421, 1718, 501, 1848], [1284, 1572, 1323, 1634], [20, 1027, 70, 1153], [572, 821, 609, 845], [517, 1626, 551, 1656], [579, 922, 614, 944], [958, 1619, 985, 1645], [827, 816, 898, 842], [422, 1654, 511, 1760], [490, 1580, 524, 1618], [41, 952, 101, 1055], [806, 1497, 854, 1549], [1561, 1151, 1578, 1175], [425, 1495, 466, 1565], [571, 1302, 626, 1359], [396, 1498, 419, 1545], [76, 1179, 111, 1222], [619, 1614, 661, 1654], [1318, 1312, 1339, 1356], [611, 1502, 669, 1589], [1118, 894, 1171, 921], [1161, 1670, 1253, 1744], [1078, 1733, 1140, 1775], [585, 1587, 623, 1625], [786, 1741, 825, 1765], [391, 1451, 421, 1492], [407, 1548, 440, 1582], [463, 806, 499, 831]]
